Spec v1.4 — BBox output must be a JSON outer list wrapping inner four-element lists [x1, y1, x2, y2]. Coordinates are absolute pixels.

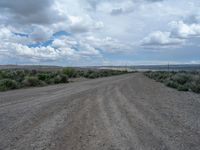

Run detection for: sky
[[0, 0, 200, 66]]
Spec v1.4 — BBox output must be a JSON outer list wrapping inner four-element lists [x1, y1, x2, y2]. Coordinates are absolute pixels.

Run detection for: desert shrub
[[177, 84, 189, 91], [22, 76, 45, 87], [0, 79, 19, 91], [0, 68, 129, 91], [53, 74, 68, 84], [31, 70, 37, 75], [63, 68, 77, 78], [191, 83, 200, 93], [60, 74, 68, 83], [164, 80, 179, 89], [88, 72, 99, 79], [15, 70, 26, 82], [171, 74, 192, 85], [191, 75, 200, 93], [37, 73, 50, 81], [53, 75, 62, 84], [77, 70, 84, 77], [145, 71, 171, 82], [146, 71, 200, 93]]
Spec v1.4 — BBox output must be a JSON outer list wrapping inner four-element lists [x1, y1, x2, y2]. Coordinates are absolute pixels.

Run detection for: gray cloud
[[0, 0, 51, 15], [183, 14, 200, 24], [142, 31, 184, 47], [110, 8, 123, 15], [0, 0, 66, 25]]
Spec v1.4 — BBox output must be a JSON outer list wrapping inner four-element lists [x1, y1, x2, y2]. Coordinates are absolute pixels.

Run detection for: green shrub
[[37, 73, 49, 81], [53, 74, 68, 84], [191, 83, 200, 93], [172, 74, 192, 85], [164, 80, 179, 89], [53, 75, 62, 84], [63, 68, 77, 78], [22, 77, 45, 87], [0, 79, 19, 91], [60, 74, 68, 83], [0, 68, 128, 91], [88, 72, 98, 79], [146, 71, 200, 93], [177, 84, 189, 91], [15, 70, 26, 82]]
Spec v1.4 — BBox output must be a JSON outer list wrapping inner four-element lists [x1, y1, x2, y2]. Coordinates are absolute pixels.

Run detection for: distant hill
[[99, 64, 200, 72], [0, 65, 63, 71]]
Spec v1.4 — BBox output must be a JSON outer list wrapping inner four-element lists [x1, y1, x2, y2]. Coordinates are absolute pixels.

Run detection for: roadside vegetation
[[0, 68, 128, 91], [145, 71, 200, 93]]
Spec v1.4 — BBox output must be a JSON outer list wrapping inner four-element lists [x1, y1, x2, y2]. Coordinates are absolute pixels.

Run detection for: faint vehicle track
[[0, 73, 200, 150]]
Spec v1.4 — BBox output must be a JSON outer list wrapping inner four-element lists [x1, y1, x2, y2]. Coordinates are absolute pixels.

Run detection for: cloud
[[110, 8, 123, 15], [142, 20, 200, 48], [0, 26, 101, 62], [14, 44, 60, 60], [0, 0, 66, 25], [141, 31, 183, 46], [52, 36, 101, 58], [0, 26, 31, 44], [0, 0, 67, 43], [30, 26, 53, 42], [68, 15, 104, 33], [84, 36, 133, 53], [170, 21, 200, 38]]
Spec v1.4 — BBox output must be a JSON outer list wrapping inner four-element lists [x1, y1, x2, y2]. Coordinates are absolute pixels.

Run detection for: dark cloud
[[0, 0, 51, 15], [110, 8, 123, 15], [0, 0, 66, 25], [183, 14, 200, 24], [144, 0, 163, 2]]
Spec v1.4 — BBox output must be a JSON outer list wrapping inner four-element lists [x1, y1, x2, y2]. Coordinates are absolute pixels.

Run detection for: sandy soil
[[0, 73, 200, 150]]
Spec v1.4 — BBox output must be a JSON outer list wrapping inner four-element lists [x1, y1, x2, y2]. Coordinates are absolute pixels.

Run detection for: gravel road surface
[[0, 73, 200, 150]]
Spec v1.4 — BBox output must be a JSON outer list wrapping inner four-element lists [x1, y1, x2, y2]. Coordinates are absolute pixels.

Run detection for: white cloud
[[142, 19, 200, 48], [68, 15, 104, 33], [84, 36, 133, 53], [0, 26, 31, 45], [15, 44, 59, 60], [52, 37, 77, 48], [142, 31, 183, 46], [52, 36, 101, 58], [30, 26, 53, 42], [170, 21, 200, 38]]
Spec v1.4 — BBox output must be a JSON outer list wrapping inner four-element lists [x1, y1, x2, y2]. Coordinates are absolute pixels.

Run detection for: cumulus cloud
[[30, 26, 53, 42], [84, 36, 133, 53], [52, 36, 101, 58], [15, 44, 60, 60], [0, 26, 31, 45], [170, 21, 200, 38], [142, 19, 200, 48], [68, 15, 104, 33], [142, 31, 183, 46], [0, 0, 66, 25], [0, 0, 67, 43]]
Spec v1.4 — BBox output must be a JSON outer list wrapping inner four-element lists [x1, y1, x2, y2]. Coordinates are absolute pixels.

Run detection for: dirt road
[[0, 73, 200, 150]]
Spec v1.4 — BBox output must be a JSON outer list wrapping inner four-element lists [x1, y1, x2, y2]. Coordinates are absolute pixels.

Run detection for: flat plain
[[0, 73, 200, 150]]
